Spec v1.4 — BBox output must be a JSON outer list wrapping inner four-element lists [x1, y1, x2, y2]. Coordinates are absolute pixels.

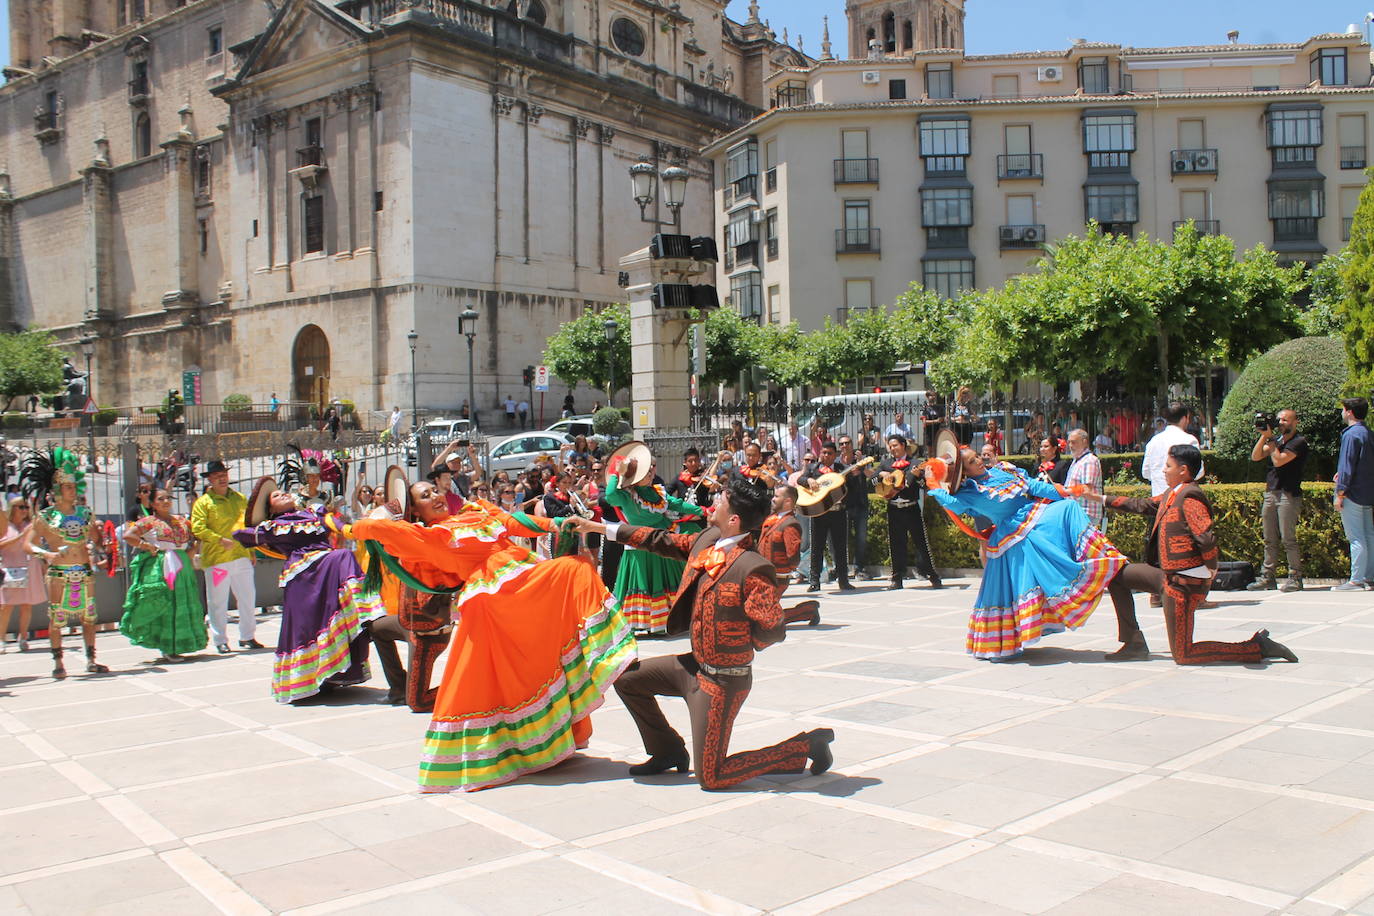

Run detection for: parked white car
[[541, 414, 632, 444], [482, 432, 576, 473]]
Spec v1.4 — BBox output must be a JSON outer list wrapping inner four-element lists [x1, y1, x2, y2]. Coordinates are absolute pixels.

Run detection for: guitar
[[873, 467, 906, 499], [796, 457, 876, 517]]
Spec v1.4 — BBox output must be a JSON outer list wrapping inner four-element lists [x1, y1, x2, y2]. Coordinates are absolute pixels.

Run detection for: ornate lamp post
[[630, 162, 689, 228], [80, 336, 96, 472], [459, 307, 479, 430], [407, 330, 418, 432]]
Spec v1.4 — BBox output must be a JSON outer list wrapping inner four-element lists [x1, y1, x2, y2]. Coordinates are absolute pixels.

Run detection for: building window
[[767, 285, 782, 323], [611, 17, 646, 56], [991, 74, 1019, 98], [1341, 186, 1362, 241], [1085, 183, 1139, 228], [925, 63, 954, 100], [764, 139, 778, 191], [1339, 113, 1366, 169], [129, 60, 149, 99], [725, 140, 759, 201], [1267, 105, 1322, 168], [774, 80, 808, 108], [923, 259, 974, 300], [920, 187, 973, 227], [726, 210, 758, 267], [1269, 179, 1324, 242], [839, 199, 876, 252], [765, 208, 779, 260], [902, 20, 913, 51], [1083, 112, 1136, 171], [198, 219, 208, 255], [882, 12, 896, 53], [207, 26, 222, 56], [134, 112, 152, 158], [1311, 48, 1347, 86], [919, 117, 969, 175], [888, 79, 907, 100], [507, 0, 546, 26], [131, 0, 145, 20], [303, 195, 325, 253], [1078, 57, 1109, 93], [194, 146, 211, 197], [731, 273, 763, 322]]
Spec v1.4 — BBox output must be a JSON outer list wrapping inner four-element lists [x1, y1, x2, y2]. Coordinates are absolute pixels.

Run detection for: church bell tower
[[844, 0, 965, 59]]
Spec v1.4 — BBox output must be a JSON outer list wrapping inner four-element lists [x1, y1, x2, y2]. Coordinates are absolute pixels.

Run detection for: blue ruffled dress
[[931, 467, 1127, 659]]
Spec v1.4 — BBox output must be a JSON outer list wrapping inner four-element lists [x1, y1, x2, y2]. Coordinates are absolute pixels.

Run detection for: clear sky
[[726, 1, 1374, 55], [0, 3, 1366, 71]]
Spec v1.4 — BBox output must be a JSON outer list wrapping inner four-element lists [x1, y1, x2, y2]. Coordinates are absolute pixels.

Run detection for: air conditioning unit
[[1193, 152, 1213, 170], [1020, 226, 1042, 242], [1037, 66, 1062, 82], [862, 70, 881, 85], [999, 226, 1017, 241], [1172, 153, 1194, 174]]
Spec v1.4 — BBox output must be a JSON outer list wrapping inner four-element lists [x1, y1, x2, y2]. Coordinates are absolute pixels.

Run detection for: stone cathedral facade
[[0, 0, 805, 415]]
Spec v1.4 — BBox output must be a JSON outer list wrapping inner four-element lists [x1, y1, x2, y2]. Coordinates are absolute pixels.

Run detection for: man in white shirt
[[884, 412, 914, 440], [504, 395, 517, 426], [388, 405, 404, 440], [782, 421, 809, 469], [1141, 402, 1200, 497]]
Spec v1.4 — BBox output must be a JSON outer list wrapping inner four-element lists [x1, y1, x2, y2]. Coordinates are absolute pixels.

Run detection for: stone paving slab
[[3, 582, 1374, 913]]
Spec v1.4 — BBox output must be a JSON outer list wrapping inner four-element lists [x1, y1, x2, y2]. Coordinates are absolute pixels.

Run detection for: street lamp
[[79, 336, 96, 473], [407, 330, 418, 432], [629, 161, 689, 228], [459, 307, 479, 430], [603, 317, 618, 407]]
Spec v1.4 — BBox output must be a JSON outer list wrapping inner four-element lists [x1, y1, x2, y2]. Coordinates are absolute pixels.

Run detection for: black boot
[[1105, 629, 1150, 662], [85, 645, 109, 674], [628, 748, 689, 776], [1257, 629, 1299, 663], [927, 571, 943, 589], [51, 647, 66, 680], [788, 600, 821, 626], [807, 728, 835, 775]]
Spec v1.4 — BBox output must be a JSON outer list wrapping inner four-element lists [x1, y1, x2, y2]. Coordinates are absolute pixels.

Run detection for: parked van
[[794, 391, 932, 449]]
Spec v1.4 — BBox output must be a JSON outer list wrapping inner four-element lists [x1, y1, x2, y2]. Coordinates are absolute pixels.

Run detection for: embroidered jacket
[[613, 524, 785, 667], [757, 512, 802, 577], [1104, 483, 1218, 573]]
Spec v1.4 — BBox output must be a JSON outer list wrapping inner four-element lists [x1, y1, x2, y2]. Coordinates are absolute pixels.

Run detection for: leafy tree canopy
[[1339, 173, 1374, 394], [0, 330, 64, 409], [541, 302, 630, 395]]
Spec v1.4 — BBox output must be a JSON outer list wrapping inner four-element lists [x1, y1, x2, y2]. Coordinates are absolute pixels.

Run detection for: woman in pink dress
[[1, 495, 46, 652]]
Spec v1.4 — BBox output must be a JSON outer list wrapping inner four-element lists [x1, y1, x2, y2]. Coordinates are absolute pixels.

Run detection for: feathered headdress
[[18, 447, 85, 504], [280, 445, 345, 491]]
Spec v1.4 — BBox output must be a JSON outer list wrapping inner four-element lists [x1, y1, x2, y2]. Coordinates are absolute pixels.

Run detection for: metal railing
[[1341, 145, 1367, 169], [1273, 216, 1320, 242], [835, 228, 881, 254], [922, 155, 968, 177], [127, 75, 150, 100], [33, 109, 57, 132], [1170, 148, 1218, 175], [833, 158, 879, 184], [998, 224, 1046, 249], [297, 145, 324, 168], [996, 153, 1043, 180], [1172, 219, 1221, 236]]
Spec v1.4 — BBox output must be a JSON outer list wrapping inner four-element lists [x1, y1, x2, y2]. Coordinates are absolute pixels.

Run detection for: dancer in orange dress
[[346, 480, 636, 792]]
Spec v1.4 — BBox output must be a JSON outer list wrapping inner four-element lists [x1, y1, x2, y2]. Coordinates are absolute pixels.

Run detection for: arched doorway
[[292, 324, 330, 413]]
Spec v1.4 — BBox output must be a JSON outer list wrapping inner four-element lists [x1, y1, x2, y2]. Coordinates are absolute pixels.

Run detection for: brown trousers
[[368, 614, 445, 711], [614, 653, 810, 789], [1108, 563, 1262, 665]]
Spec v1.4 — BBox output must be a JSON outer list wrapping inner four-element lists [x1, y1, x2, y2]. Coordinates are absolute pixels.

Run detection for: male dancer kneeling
[[570, 477, 835, 789], [1090, 444, 1298, 665]]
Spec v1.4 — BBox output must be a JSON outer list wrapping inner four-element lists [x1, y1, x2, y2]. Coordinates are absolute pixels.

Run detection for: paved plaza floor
[[4, 581, 1374, 914]]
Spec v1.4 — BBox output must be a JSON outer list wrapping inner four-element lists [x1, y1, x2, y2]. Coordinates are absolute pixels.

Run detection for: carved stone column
[[160, 110, 198, 310], [80, 139, 115, 321], [0, 170, 15, 331]]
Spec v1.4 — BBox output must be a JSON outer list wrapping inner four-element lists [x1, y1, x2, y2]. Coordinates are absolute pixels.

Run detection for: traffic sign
[[533, 365, 550, 392], [82, 398, 98, 415]]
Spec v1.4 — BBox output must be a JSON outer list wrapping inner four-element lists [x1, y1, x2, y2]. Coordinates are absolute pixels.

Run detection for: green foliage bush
[[2, 412, 31, 429], [592, 407, 625, 441], [860, 482, 1348, 579], [337, 398, 356, 416], [93, 406, 117, 426], [222, 393, 252, 414], [1214, 336, 1347, 464], [993, 450, 1326, 485]]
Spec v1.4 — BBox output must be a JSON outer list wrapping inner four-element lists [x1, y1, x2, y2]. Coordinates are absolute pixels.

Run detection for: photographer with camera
[[1248, 409, 1308, 592]]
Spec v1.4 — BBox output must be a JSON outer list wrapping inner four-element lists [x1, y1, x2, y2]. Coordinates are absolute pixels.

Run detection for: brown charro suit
[[611, 523, 813, 789], [758, 511, 821, 626]]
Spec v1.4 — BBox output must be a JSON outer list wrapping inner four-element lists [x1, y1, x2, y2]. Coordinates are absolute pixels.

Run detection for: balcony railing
[[835, 228, 881, 254], [730, 174, 758, 203], [1172, 219, 1221, 236], [997, 153, 1043, 180], [998, 224, 1046, 249], [1272, 146, 1318, 169], [1341, 145, 1368, 169], [297, 145, 325, 167], [834, 158, 879, 184], [1087, 151, 1132, 173], [1273, 216, 1320, 242], [1170, 148, 1218, 175], [925, 226, 970, 249], [33, 109, 57, 131]]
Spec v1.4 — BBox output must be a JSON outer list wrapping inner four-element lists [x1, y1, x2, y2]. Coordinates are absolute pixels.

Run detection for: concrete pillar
[[0, 169, 15, 332], [81, 139, 115, 321], [622, 246, 710, 432], [160, 110, 199, 311]]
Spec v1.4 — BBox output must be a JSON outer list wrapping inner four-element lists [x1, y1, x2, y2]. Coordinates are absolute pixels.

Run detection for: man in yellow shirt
[[190, 460, 260, 653]]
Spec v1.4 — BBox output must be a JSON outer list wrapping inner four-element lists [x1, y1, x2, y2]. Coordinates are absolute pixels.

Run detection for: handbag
[[2, 566, 28, 588]]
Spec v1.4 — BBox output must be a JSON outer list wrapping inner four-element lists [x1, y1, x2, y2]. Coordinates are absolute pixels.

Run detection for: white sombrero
[[606, 440, 655, 489]]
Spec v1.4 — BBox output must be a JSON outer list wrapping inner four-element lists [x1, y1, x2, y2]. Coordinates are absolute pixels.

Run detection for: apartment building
[[704, 6, 1373, 333]]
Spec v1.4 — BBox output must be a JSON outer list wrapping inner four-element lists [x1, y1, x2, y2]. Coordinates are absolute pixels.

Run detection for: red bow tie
[[689, 546, 728, 579]]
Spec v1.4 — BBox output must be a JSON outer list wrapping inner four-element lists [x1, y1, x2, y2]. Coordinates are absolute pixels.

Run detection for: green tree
[[985, 224, 1303, 402], [541, 303, 630, 397], [757, 322, 815, 389], [926, 290, 1011, 395], [1339, 173, 1374, 394], [1302, 250, 1347, 337], [0, 330, 63, 411], [701, 307, 765, 387], [890, 284, 968, 370]]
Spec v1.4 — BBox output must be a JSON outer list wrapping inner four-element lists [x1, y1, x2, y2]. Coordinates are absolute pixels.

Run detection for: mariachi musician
[[757, 483, 821, 626], [875, 435, 942, 590], [797, 441, 855, 593]]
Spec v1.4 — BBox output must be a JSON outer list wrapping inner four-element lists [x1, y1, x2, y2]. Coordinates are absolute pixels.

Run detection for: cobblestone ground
[[3, 581, 1374, 914]]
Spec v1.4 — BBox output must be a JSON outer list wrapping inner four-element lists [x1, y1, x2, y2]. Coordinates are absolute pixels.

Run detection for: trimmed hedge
[[994, 449, 1334, 484], [1214, 336, 1347, 465], [858, 482, 1348, 579]]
